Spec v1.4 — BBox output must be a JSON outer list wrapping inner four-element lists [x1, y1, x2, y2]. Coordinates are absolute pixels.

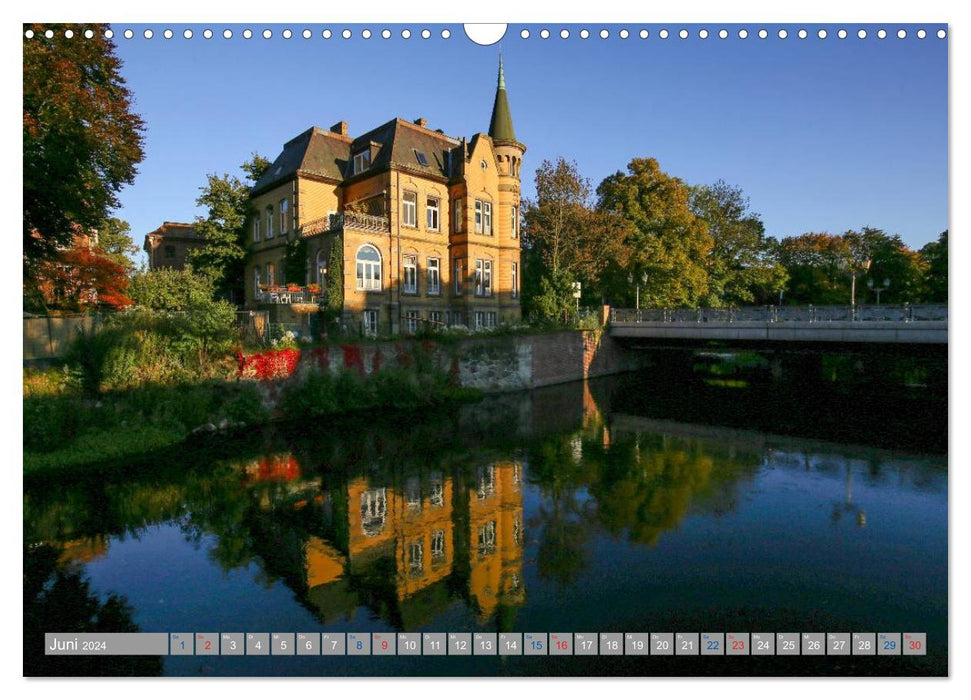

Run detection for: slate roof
[[350, 118, 461, 182], [251, 127, 352, 196]]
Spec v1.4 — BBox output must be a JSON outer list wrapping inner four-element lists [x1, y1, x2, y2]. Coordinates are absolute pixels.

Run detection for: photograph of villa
[[247, 58, 525, 336]]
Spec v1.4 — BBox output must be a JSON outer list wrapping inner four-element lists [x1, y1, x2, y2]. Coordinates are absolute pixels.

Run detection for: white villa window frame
[[405, 310, 420, 335], [453, 198, 462, 232], [510, 204, 518, 238], [253, 216, 261, 242], [402, 190, 418, 228], [355, 244, 383, 292], [426, 257, 441, 295], [403, 255, 418, 295], [279, 198, 289, 233], [474, 200, 483, 233], [475, 259, 492, 297], [511, 262, 519, 299], [453, 259, 463, 296], [426, 196, 440, 231], [483, 201, 492, 235], [362, 308, 379, 338], [266, 205, 274, 239], [253, 267, 261, 298], [353, 150, 371, 175]]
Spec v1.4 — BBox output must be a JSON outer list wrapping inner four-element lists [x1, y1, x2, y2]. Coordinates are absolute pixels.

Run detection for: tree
[[844, 227, 926, 304], [95, 217, 139, 272], [689, 181, 788, 306], [521, 158, 628, 319], [33, 235, 132, 311], [596, 158, 713, 307], [529, 268, 578, 325], [125, 268, 237, 362], [187, 154, 269, 302], [920, 230, 948, 302], [523, 158, 629, 283], [127, 268, 218, 312], [23, 24, 145, 273], [241, 153, 271, 184], [776, 232, 852, 305]]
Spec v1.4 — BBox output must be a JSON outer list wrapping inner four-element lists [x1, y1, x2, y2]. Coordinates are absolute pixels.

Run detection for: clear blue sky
[[110, 23, 948, 261]]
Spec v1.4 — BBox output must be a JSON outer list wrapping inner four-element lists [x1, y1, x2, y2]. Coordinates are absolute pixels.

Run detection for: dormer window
[[414, 150, 429, 167], [353, 150, 371, 175]]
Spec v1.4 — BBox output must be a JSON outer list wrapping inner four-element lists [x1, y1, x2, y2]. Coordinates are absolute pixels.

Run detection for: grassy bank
[[23, 364, 482, 475]]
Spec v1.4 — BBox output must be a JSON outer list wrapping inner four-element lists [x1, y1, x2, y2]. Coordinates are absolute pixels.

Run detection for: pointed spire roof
[[488, 54, 517, 143]]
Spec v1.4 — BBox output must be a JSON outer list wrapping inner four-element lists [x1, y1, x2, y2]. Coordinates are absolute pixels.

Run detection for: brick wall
[[276, 329, 639, 393]]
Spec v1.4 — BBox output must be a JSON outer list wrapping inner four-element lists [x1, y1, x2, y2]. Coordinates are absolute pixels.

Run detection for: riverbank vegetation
[[23, 273, 484, 474]]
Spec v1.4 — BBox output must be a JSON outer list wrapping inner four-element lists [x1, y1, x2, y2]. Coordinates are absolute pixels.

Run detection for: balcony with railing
[[256, 284, 322, 305], [300, 211, 391, 237]]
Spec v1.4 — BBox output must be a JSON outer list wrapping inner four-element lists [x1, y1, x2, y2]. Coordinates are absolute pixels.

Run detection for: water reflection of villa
[[286, 461, 525, 628]]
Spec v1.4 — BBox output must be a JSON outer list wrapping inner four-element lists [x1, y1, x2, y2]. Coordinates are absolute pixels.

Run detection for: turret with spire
[[489, 55, 517, 144], [487, 54, 526, 179], [486, 54, 525, 324]]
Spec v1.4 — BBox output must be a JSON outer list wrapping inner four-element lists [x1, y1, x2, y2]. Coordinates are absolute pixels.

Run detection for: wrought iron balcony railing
[[300, 211, 391, 236]]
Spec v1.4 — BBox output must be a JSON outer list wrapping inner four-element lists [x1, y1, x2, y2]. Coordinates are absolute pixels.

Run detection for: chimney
[[330, 121, 348, 137], [414, 117, 427, 128]]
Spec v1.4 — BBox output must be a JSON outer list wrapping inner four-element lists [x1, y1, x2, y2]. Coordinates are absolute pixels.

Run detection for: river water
[[24, 368, 947, 676]]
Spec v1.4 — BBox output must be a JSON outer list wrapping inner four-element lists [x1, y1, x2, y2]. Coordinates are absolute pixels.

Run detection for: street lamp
[[851, 259, 871, 320], [867, 277, 890, 304], [628, 272, 648, 311]]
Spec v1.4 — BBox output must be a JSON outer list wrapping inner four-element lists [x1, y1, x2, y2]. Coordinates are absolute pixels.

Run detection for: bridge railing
[[611, 304, 947, 325]]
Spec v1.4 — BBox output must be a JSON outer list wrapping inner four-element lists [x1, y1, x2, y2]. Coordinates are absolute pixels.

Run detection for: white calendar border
[[6, 1, 963, 699]]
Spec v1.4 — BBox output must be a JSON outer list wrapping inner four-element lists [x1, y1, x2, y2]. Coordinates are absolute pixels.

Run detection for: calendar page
[[21, 8, 949, 686]]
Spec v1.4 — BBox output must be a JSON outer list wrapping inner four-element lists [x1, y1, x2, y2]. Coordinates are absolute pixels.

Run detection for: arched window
[[355, 244, 382, 291], [315, 248, 327, 285]]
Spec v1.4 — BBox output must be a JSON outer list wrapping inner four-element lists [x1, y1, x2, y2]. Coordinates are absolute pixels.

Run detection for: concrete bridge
[[609, 304, 947, 346]]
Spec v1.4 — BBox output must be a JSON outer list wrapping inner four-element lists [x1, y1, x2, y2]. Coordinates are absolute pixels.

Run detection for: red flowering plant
[[236, 348, 301, 380]]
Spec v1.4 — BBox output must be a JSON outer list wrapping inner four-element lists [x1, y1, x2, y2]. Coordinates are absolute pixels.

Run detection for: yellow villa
[[246, 58, 525, 336]]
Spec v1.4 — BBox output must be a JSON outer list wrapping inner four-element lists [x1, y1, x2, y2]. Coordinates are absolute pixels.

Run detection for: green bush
[[373, 366, 425, 409], [279, 369, 338, 418], [23, 395, 86, 452], [221, 383, 270, 425], [334, 369, 376, 411], [173, 298, 238, 360], [65, 301, 238, 393]]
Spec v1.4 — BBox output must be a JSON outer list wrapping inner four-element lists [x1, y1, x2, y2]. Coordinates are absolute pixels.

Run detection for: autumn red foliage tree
[[35, 235, 133, 311], [23, 23, 145, 289]]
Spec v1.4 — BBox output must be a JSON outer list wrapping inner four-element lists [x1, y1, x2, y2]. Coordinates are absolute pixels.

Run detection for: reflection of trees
[[527, 435, 597, 588], [592, 443, 714, 546], [24, 545, 162, 677], [527, 428, 764, 552]]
